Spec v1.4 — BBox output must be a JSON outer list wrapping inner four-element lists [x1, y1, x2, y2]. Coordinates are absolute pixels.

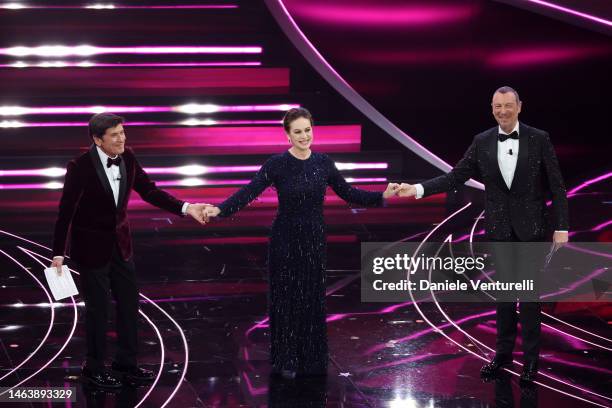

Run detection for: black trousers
[[78, 246, 139, 371], [491, 231, 543, 364]]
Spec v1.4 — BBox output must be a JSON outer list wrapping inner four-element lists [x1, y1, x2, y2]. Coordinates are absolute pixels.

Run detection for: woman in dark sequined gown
[[205, 108, 400, 377]]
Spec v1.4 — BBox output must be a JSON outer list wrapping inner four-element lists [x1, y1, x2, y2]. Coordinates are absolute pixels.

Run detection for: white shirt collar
[[96, 145, 119, 164], [498, 121, 520, 136]]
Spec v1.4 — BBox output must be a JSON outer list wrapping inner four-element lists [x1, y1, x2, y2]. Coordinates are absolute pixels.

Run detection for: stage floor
[[0, 186, 610, 407]]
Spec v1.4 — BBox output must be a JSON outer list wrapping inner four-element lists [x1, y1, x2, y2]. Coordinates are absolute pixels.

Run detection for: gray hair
[[493, 86, 521, 104]]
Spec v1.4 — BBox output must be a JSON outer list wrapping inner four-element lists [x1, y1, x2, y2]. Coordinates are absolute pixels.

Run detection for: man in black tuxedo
[[50, 113, 209, 388], [399, 86, 569, 382]]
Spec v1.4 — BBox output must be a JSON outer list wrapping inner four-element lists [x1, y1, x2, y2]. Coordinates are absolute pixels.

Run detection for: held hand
[[204, 206, 221, 219], [50, 257, 63, 276], [552, 231, 569, 252], [398, 183, 417, 198], [382, 183, 401, 199], [186, 203, 212, 225]]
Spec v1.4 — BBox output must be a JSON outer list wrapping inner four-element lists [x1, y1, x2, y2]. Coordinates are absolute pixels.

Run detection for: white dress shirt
[[97, 146, 121, 206], [497, 122, 520, 189]]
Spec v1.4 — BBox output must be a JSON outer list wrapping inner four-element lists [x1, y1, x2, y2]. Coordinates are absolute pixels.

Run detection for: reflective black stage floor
[[1, 187, 610, 407]]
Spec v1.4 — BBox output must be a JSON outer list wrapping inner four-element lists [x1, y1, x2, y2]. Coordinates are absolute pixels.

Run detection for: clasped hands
[[185, 203, 220, 225], [383, 183, 418, 199]]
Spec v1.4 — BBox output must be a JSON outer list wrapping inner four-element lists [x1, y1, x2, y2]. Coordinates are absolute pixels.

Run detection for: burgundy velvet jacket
[[52, 145, 185, 268]]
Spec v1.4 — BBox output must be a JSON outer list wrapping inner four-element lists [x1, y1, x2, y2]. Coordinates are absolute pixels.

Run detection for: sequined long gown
[[218, 151, 383, 374]]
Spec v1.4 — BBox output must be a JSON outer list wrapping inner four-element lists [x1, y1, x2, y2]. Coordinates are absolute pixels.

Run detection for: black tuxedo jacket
[[53, 145, 185, 268], [421, 123, 569, 241]]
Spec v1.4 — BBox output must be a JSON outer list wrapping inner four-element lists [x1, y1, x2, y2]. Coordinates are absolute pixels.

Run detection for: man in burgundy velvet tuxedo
[[50, 113, 208, 388]]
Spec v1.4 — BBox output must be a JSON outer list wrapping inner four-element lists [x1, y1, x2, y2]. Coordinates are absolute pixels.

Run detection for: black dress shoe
[[111, 363, 155, 383], [82, 366, 123, 389], [520, 361, 538, 383], [480, 355, 513, 378]]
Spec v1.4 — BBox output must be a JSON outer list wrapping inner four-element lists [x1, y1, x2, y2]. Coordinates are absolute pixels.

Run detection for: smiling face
[[286, 116, 313, 152], [492, 91, 522, 133], [93, 123, 126, 157]]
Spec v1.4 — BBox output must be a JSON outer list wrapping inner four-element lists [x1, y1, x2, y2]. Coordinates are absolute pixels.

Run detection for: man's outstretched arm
[[399, 138, 479, 198]]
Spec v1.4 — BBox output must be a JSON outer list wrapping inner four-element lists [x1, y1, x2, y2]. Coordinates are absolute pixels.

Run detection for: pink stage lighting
[[1, 67, 290, 96], [1, 3, 239, 9], [521, 0, 612, 27], [487, 45, 610, 67], [286, 2, 477, 27], [0, 119, 282, 128], [0, 162, 387, 178], [146, 162, 386, 176], [0, 61, 261, 68], [0, 104, 299, 116], [0, 45, 262, 57], [106, 125, 362, 155], [0, 177, 387, 190]]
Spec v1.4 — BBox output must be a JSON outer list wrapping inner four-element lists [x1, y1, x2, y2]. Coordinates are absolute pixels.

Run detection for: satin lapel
[[487, 129, 509, 192], [89, 145, 115, 206], [510, 123, 529, 193], [117, 157, 128, 208]]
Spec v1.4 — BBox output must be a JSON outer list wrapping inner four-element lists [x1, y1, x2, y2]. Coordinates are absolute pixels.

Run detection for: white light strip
[[0, 45, 262, 57]]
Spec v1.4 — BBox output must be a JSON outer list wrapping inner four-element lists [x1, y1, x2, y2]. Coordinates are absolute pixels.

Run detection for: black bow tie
[[498, 131, 519, 142], [107, 156, 121, 168]]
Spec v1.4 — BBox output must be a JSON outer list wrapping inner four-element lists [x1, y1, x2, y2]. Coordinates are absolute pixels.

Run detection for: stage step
[[0, 67, 290, 97]]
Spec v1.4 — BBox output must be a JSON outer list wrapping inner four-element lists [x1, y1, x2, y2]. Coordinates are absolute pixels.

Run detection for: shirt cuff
[[415, 184, 424, 199], [181, 202, 190, 215], [554, 230, 568, 234]]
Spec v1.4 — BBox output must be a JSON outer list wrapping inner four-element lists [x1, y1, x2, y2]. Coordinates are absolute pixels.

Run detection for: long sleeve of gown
[[326, 156, 383, 207], [217, 157, 274, 218]]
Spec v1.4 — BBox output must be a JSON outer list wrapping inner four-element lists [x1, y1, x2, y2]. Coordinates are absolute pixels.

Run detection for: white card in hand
[[44, 265, 79, 301]]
